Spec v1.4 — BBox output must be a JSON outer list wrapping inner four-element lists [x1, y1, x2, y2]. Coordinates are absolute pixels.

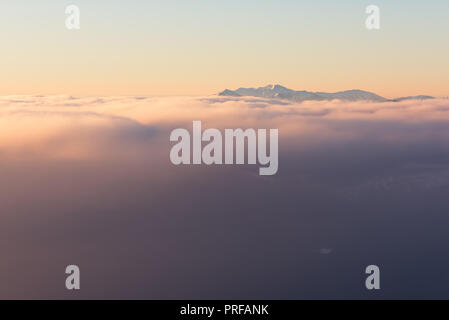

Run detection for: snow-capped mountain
[[219, 84, 434, 103]]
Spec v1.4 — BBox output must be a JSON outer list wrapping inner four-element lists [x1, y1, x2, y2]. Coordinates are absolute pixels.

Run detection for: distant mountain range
[[219, 85, 434, 103]]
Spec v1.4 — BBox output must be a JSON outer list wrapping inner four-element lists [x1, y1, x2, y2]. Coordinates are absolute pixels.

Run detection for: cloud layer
[[1, 95, 449, 299]]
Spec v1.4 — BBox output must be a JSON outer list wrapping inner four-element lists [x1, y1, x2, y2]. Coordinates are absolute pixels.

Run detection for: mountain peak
[[219, 85, 387, 102], [218, 85, 435, 103]]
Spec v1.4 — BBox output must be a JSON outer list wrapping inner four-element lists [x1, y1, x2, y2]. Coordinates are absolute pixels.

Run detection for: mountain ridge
[[219, 84, 434, 103]]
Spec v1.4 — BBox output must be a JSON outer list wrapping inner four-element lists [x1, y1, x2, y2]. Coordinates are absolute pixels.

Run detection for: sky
[[0, 0, 448, 97]]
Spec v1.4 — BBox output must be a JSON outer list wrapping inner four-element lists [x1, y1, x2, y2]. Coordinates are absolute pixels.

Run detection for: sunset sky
[[0, 0, 448, 97]]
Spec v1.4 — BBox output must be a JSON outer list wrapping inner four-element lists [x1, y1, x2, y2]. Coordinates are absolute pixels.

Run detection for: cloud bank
[[1, 95, 449, 299]]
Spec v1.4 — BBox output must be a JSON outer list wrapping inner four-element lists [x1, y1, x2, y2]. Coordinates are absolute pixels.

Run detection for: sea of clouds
[[1, 95, 449, 299]]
